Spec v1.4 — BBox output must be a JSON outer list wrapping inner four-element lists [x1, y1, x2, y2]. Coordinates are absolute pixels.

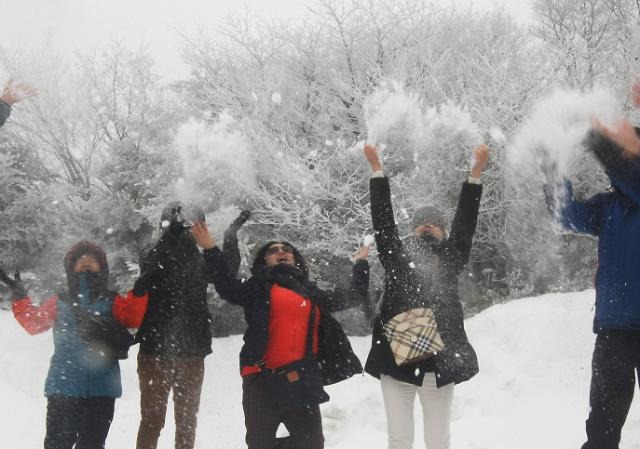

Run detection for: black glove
[[0, 269, 28, 299], [133, 268, 165, 296], [225, 210, 252, 238]]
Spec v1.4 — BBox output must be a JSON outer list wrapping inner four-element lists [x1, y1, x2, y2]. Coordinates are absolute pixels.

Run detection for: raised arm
[[192, 221, 253, 307], [222, 210, 252, 278], [446, 144, 487, 270], [364, 144, 414, 274], [0, 269, 55, 334], [12, 296, 58, 335], [314, 246, 370, 313], [544, 180, 604, 237], [585, 125, 640, 206], [112, 291, 149, 329], [0, 82, 38, 128]]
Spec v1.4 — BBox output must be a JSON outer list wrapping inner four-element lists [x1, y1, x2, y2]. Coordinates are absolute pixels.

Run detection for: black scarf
[[256, 263, 323, 306]]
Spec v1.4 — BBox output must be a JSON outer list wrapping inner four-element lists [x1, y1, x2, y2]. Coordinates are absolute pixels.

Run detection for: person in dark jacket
[[363, 143, 488, 449], [545, 96, 640, 449], [1, 241, 148, 449], [191, 220, 369, 449], [0, 81, 38, 127], [134, 202, 241, 449]]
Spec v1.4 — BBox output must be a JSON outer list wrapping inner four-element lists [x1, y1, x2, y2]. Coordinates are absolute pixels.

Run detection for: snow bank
[[1, 290, 639, 448]]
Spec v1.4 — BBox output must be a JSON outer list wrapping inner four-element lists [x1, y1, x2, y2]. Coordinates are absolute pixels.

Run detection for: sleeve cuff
[[468, 176, 482, 185]]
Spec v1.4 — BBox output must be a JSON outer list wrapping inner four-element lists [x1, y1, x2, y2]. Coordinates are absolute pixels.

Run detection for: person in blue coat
[[3, 241, 148, 449], [545, 92, 640, 449]]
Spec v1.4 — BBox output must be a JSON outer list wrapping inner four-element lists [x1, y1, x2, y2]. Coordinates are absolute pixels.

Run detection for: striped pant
[[242, 373, 324, 449]]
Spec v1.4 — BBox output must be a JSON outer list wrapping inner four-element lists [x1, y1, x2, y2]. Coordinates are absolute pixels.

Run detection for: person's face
[[414, 223, 444, 241], [264, 243, 296, 267], [73, 254, 101, 273]]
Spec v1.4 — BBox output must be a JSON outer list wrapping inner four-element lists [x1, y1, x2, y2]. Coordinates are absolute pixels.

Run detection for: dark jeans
[[44, 396, 115, 449], [136, 352, 206, 449], [581, 330, 640, 449], [242, 374, 324, 449]]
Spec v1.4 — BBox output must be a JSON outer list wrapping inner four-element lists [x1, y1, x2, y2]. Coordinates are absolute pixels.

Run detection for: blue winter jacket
[[44, 293, 124, 398], [549, 164, 640, 332]]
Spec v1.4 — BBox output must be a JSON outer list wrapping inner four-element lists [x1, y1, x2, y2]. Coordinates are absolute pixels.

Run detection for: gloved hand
[[224, 210, 252, 238], [0, 269, 28, 299], [132, 268, 165, 296]]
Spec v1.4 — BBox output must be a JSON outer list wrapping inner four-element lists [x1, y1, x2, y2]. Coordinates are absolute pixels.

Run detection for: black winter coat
[[365, 176, 482, 387], [136, 232, 216, 358], [205, 247, 369, 385]]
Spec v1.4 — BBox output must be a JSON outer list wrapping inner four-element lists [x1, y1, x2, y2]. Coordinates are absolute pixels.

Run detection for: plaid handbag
[[382, 307, 444, 366]]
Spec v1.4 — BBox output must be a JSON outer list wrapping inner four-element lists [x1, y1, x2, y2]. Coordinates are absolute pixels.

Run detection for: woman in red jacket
[[192, 222, 369, 449]]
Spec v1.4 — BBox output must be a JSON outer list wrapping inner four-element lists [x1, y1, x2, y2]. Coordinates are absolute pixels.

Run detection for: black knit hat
[[251, 240, 309, 279], [412, 205, 447, 230]]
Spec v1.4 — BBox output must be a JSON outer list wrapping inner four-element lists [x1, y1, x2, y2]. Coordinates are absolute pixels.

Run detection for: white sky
[[0, 0, 534, 81]]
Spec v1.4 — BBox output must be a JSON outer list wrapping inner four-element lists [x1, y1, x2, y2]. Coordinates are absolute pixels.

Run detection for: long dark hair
[[251, 240, 309, 279]]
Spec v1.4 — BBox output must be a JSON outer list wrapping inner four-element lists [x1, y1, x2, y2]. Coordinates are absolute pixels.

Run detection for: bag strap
[[303, 303, 317, 360]]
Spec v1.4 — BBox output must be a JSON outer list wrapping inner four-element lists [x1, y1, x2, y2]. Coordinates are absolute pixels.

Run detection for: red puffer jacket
[[242, 284, 319, 376]]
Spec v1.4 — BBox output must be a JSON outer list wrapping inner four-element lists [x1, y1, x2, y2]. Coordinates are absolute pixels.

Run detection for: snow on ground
[[1, 289, 639, 448]]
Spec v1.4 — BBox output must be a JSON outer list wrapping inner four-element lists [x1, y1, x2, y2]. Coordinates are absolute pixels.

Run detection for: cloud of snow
[[173, 113, 256, 213], [507, 86, 621, 179], [363, 81, 482, 167]]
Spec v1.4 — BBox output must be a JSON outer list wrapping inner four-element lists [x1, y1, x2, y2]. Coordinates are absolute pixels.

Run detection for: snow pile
[[173, 114, 255, 212], [1, 290, 639, 448]]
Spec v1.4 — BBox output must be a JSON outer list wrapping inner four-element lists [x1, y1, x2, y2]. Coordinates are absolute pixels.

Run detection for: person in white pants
[[362, 143, 488, 449], [381, 373, 454, 449]]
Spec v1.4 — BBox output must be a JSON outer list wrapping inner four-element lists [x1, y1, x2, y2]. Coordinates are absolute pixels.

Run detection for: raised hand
[[592, 118, 640, 158], [470, 144, 490, 178], [364, 143, 382, 172], [0, 269, 28, 299], [225, 210, 252, 236], [0, 269, 15, 289], [630, 79, 640, 109], [191, 221, 216, 250], [353, 245, 370, 261], [1, 81, 38, 106]]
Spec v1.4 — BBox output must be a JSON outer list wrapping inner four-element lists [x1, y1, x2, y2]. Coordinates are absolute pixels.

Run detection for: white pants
[[380, 373, 454, 449]]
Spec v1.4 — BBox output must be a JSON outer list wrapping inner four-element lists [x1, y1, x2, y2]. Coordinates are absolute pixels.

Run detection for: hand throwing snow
[[353, 245, 370, 261], [470, 144, 490, 178], [0, 81, 38, 105], [364, 143, 382, 172], [191, 221, 216, 250], [592, 118, 640, 158], [589, 79, 640, 159]]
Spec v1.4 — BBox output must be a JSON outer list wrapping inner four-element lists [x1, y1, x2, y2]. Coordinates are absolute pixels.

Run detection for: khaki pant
[[380, 373, 454, 449], [136, 352, 205, 449]]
